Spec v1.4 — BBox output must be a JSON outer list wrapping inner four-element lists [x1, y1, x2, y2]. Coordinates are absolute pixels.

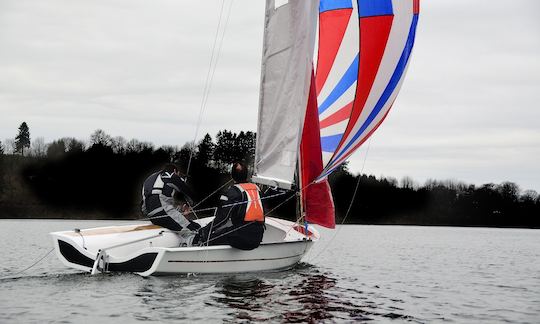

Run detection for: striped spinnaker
[[315, 0, 420, 179]]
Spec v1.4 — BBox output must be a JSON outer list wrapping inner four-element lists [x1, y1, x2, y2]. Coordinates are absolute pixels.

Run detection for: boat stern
[[50, 231, 96, 273]]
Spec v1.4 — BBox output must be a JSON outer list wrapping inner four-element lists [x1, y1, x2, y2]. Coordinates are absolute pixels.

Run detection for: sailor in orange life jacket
[[199, 161, 265, 250]]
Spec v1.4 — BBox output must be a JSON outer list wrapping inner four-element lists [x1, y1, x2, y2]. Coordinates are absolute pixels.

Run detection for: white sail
[[253, 0, 319, 190]]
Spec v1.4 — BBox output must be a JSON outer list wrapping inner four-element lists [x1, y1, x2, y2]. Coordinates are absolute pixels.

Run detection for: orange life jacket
[[235, 183, 264, 222]]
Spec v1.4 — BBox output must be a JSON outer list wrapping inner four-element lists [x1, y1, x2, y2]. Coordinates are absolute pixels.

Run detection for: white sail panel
[[253, 0, 319, 189]]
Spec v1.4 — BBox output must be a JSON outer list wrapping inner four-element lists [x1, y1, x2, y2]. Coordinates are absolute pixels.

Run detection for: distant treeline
[[0, 124, 539, 228], [329, 169, 539, 228]]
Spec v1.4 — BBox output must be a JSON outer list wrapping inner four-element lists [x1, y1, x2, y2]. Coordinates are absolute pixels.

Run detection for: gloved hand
[[187, 221, 201, 232], [197, 227, 208, 243], [180, 203, 191, 214], [192, 227, 206, 246]]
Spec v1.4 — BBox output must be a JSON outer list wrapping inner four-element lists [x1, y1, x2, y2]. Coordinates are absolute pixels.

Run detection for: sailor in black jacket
[[200, 162, 265, 250], [141, 163, 200, 235]]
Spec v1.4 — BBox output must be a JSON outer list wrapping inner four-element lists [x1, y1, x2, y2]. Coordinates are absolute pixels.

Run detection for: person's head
[[163, 163, 182, 176], [231, 161, 248, 183]]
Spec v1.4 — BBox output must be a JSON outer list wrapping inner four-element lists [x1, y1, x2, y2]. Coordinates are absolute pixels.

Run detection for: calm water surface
[[0, 220, 539, 323]]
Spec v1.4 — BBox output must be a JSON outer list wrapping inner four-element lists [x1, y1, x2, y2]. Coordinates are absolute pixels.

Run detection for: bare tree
[[400, 176, 417, 189], [3, 138, 15, 154], [125, 139, 141, 153], [111, 136, 127, 154], [498, 182, 520, 202], [90, 129, 112, 146], [30, 137, 47, 157], [126, 138, 154, 153], [520, 189, 538, 203], [66, 138, 85, 153], [385, 176, 398, 187]]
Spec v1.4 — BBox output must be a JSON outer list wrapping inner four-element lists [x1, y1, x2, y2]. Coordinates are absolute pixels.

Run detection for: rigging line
[[140, 190, 289, 222], [187, 0, 234, 176], [262, 192, 297, 217], [193, 179, 233, 209], [0, 247, 54, 280], [186, 0, 225, 176], [183, 202, 199, 220], [198, 0, 235, 137], [205, 196, 268, 245], [202, 0, 234, 111], [205, 189, 304, 244], [186, 0, 226, 175], [201, 191, 290, 214], [284, 213, 306, 237], [178, 182, 317, 245], [262, 179, 323, 221], [201, 210, 216, 262], [204, 212, 215, 247], [207, 181, 316, 223], [142, 180, 318, 240], [203, 204, 234, 247], [307, 137, 372, 262]]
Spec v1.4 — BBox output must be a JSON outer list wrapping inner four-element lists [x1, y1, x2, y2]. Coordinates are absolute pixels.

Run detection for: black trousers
[[206, 223, 264, 250], [145, 195, 184, 231]]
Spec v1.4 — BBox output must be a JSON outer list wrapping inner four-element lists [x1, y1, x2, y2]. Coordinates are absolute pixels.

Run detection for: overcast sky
[[1, 0, 539, 191]]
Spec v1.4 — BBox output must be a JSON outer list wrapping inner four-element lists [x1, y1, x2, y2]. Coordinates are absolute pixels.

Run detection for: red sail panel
[[319, 101, 353, 129], [315, 8, 353, 95], [301, 71, 336, 229], [336, 15, 394, 152]]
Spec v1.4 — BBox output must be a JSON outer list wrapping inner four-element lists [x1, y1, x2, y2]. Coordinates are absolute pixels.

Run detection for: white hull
[[50, 217, 318, 276]]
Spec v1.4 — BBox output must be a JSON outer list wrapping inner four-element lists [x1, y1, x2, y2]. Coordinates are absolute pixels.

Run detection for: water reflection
[[214, 277, 273, 308], [208, 265, 376, 323], [281, 270, 387, 322], [283, 273, 337, 322], [213, 277, 276, 322], [131, 265, 417, 323], [133, 275, 212, 321]]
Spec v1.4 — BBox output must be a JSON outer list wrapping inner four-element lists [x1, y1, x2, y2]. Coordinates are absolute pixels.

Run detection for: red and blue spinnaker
[[301, 0, 420, 228]]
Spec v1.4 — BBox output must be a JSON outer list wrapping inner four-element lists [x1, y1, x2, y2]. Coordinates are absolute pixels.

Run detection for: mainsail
[[253, 0, 319, 189]]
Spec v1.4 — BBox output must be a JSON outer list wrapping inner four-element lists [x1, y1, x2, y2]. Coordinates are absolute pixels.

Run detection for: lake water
[[0, 220, 539, 323]]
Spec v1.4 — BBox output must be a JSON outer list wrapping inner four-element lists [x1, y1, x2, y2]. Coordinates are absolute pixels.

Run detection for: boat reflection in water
[[212, 277, 276, 321], [209, 264, 415, 323], [133, 264, 416, 322], [210, 267, 349, 322]]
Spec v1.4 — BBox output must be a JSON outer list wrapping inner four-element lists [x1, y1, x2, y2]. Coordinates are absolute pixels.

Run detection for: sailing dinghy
[[51, 0, 420, 276], [50, 217, 318, 276]]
